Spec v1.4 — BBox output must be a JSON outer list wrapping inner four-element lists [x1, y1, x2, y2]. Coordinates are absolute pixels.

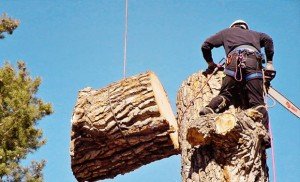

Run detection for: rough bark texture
[[70, 71, 179, 181], [176, 70, 270, 182]]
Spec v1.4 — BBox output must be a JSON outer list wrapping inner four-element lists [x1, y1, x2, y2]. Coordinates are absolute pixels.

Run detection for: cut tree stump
[[176, 70, 270, 182], [70, 71, 179, 181]]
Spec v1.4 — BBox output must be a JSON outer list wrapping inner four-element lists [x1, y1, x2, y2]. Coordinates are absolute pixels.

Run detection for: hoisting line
[[123, 0, 128, 79]]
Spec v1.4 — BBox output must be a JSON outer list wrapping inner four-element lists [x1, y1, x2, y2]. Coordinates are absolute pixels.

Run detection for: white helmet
[[230, 19, 249, 30]]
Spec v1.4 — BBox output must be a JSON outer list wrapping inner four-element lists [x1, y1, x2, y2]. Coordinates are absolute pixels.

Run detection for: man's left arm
[[260, 33, 274, 64], [260, 33, 276, 82]]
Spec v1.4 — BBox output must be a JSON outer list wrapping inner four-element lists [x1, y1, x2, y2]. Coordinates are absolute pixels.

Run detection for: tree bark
[[176, 70, 270, 182], [70, 71, 179, 181]]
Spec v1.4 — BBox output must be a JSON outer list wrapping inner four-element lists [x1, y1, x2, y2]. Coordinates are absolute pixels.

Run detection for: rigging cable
[[123, 0, 128, 79]]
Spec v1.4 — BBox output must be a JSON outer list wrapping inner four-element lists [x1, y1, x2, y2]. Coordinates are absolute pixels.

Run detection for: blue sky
[[1, 1, 299, 181]]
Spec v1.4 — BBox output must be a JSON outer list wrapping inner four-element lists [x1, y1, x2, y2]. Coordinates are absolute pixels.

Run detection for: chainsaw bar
[[268, 86, 300, 118]]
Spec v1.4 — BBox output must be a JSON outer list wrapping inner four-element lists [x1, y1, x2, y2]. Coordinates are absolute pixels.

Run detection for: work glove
[[264, 61, 276, 88], [265, 62, 275, 72]]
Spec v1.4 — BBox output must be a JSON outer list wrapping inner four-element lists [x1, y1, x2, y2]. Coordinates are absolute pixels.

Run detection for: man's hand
[[202, 61, 225, 76], [264, 62, 276, 80], [204, 62, 217, 74], [264, 61, 276, 89]]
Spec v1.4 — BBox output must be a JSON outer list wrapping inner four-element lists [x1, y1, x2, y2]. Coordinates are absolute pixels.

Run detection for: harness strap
[[245, 72, 263, 81], [224, 68, 263, 81], [224, 68, 235, 77]]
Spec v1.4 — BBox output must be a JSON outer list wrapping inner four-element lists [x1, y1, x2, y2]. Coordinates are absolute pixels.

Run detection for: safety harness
[[224, 45, 264, 81]]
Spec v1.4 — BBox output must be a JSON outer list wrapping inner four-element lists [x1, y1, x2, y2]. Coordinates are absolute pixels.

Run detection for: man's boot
[[199, 95, 229, 116], [199, 107, 214, 116]]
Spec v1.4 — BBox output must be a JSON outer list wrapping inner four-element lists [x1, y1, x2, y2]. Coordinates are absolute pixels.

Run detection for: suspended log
[[176, 70, 270, 182], [70, 71, 179, 181]]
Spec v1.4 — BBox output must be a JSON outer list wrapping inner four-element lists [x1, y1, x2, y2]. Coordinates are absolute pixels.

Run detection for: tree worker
[[199, 19, 275, 126]]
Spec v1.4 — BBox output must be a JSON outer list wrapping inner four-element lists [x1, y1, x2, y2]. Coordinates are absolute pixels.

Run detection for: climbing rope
[[268, 117, 277, 182], [234, 52, 245, 82], [123, 0, 128, 79], [262, 69, 277, 182], [266, 94, 277, 108]]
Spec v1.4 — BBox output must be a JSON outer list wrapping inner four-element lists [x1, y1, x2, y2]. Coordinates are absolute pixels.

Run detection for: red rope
[[268, 113, 277, 182], [263, 70, 277, 182]]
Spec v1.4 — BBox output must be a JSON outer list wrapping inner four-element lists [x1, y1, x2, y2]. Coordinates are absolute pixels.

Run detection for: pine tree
[[0, 14, 53, 181], [0, 13, 19, 39]]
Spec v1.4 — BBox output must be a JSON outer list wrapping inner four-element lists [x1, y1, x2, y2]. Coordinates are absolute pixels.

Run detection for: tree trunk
[[70, 71, 179, 181], [176, 70, 270, 182]]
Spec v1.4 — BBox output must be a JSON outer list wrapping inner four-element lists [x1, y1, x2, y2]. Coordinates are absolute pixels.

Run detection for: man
[[199, 20, 275, 126]]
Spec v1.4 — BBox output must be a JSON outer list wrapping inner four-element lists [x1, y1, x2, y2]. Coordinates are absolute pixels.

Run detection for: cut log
[[176, 70, 270, 182], [70, 71, 179, 181]]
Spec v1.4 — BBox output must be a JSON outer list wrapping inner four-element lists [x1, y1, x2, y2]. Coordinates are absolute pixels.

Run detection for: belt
[[230, 45, 259, 54]]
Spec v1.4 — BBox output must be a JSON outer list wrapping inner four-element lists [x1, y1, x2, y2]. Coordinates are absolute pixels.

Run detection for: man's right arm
[[201, 31, 223, 64]]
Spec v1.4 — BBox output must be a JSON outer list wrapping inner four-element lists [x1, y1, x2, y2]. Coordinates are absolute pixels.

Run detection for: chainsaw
[[267, 86, 300, 118], [264, 69, 300, 118]]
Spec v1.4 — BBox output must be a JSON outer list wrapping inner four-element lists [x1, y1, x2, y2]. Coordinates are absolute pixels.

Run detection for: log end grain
[[149, 71, 179, 149], [215, 112, 236, 135]]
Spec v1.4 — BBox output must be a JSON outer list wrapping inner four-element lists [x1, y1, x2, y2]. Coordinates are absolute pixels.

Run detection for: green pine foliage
[[0, 61, 53, 181], [0, 13, 19, 39]]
